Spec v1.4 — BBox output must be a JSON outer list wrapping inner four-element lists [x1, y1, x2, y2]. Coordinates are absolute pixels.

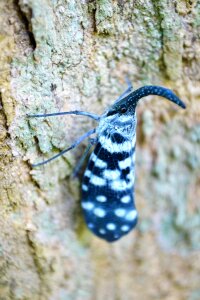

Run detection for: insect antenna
[[31, 128, 96, 167], [27, 110, 100, 121]]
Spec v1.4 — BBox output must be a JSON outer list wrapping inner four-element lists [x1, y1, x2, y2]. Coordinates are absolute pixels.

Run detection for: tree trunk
[[0, 0, 200, 299]]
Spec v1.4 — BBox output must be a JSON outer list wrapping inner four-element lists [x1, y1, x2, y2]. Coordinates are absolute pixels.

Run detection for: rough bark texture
[[0, 0, 200, 299]]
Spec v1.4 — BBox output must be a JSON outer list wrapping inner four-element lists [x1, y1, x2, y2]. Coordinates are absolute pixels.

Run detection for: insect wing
[[81, 132, 138, 242]]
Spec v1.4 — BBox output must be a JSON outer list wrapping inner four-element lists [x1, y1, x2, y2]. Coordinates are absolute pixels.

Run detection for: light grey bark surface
[[0, 0, 200, 299]]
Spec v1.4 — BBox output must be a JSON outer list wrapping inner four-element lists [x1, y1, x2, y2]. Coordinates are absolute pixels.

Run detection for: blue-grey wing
[[81, 132, 138, 242]]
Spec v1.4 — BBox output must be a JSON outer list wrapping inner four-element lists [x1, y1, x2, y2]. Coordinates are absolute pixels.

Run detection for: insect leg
[[27, 110, 100, 121], [73, 144, 92, 178], [72, 137, 98, 177], [31, 128, 96, 167]]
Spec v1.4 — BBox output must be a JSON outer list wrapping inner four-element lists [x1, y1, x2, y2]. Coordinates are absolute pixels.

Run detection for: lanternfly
[[28, 81, 186, 242]]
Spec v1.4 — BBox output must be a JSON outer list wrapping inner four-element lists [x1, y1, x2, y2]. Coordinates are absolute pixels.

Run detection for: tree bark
[[0, 0, 200, 299]]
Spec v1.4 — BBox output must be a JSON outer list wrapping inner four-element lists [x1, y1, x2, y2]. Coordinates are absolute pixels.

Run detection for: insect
[[28, 81, 186, 242]]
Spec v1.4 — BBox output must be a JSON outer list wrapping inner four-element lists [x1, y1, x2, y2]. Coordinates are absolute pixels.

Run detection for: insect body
[[29, 83, 186, 242]]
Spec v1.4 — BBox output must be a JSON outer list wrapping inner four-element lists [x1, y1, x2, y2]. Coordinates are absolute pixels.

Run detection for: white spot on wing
[[118, 157, 132, 169], [85, 170, 92, 177], [121, 195, 131, 203], [103, 169, 120, 180], [121, 225, 130, 232], [96, 195, 107, 202], [114, 208, 126, 217], [88, 223, 94, 228], [95, 158, 107, 168], [111, 179, 132, 191], [99, 228, 106, 234], [82, 184, 88, 191], [90, 175, 106, 186], [91, 153, 107, 168], [125, 210, 137, 221], [106, 223, 116, 230], [82, 202, 94, 210], [93, 208, 106, 217]]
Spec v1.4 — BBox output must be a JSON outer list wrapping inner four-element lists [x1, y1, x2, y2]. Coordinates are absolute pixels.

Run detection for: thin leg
[[72, 143, 93, 178], [31, 128, 96, 167], [72, 137, 98, 177], [27, 110, 100, 121]]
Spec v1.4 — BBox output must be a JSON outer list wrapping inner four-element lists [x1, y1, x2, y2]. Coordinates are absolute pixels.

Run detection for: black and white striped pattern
[[81, 131, 138, 242]]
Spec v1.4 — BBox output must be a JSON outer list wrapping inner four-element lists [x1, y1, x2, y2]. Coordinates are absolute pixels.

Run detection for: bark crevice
[[13, 0, 36, 50]]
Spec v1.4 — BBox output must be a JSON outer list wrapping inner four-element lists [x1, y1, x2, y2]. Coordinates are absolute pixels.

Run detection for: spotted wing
[[81, 132, 138, 242]]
